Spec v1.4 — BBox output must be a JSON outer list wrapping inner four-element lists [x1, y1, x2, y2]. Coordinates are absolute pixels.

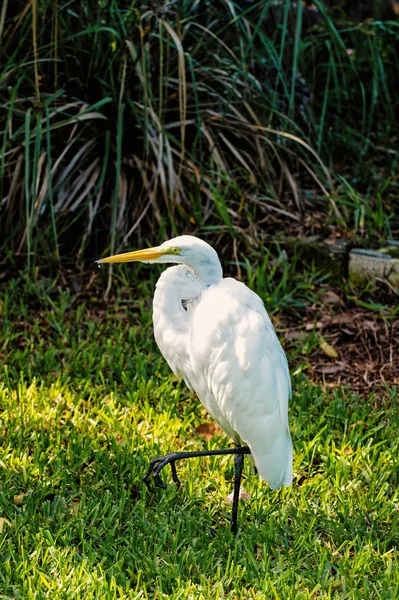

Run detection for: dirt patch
[[281, 299, 399, 395]]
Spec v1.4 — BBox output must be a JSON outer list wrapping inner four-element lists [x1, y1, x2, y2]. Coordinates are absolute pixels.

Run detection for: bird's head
[[97, 235, 223, 283]]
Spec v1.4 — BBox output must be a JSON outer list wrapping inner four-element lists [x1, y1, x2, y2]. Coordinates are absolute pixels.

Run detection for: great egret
[[98, 235, 292, 533]]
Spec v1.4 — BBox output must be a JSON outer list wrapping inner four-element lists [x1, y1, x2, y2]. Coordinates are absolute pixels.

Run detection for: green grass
[[0, 271, 398, 598]]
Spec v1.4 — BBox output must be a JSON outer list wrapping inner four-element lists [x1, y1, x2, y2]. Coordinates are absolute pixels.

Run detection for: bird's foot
[[142, 452, 182, 491], [226, 486, 250, 503], [142, 447, 250, 492], [142, 446, 252, 533]]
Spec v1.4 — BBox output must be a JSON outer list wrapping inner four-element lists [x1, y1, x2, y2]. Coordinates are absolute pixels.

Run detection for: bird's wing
[[189, 278, 292, 489]]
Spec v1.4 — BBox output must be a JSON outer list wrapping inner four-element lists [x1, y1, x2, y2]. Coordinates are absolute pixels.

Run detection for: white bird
[[98, 235, 292, 533]]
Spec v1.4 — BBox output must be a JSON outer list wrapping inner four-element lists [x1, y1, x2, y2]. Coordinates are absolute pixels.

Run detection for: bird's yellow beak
[[97, 246, 165, 264]]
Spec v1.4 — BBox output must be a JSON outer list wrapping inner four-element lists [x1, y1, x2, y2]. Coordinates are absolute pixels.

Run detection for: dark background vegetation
[[1, 0, 398, 270]]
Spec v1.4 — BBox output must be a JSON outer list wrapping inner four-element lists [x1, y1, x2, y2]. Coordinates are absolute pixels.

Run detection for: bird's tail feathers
[[251, 428, 293, 490]]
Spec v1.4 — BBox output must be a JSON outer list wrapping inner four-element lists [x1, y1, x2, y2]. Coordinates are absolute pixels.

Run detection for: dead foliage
[[195, 422, 222, 441], [282, 301, 399, 396]]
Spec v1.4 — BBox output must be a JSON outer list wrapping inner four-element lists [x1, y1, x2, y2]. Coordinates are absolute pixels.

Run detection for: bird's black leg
[[142, 446, 251, 533], [231, 449, 245, 535]]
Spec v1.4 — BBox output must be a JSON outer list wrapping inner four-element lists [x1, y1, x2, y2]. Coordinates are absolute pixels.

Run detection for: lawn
[[0, 271, 398, 599]]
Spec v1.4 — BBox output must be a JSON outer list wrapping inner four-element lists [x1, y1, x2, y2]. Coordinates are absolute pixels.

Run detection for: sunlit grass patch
[[0, 273, 398, 598]]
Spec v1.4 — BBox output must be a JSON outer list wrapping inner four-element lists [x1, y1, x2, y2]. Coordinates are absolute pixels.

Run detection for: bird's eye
[[164, 246, 180, 256]]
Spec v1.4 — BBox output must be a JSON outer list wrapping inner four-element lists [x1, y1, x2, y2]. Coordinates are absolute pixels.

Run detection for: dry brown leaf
[[322, 291, 341, 304], [284, 329, 304, 340], [317, 364, 346, 374], [13, 494, 25, 506], [0, 518, 11, 533], [305, 321, 323, 331], [320, 340, 339, 358], [330, 313, 360, 326], [195, 422, 222, 440]]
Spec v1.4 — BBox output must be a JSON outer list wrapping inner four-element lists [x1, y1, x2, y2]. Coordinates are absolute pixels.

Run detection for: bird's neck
[[152, 265, 215, 374], [153, 265, 211, 320]]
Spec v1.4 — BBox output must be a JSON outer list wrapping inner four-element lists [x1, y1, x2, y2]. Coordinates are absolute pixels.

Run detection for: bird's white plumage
[[151, 236, 292, 490]]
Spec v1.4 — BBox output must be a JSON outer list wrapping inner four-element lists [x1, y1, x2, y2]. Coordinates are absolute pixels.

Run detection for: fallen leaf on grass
[[305, 321, 324, 331], [195, 422, 222, 440], [284, 329, 304, 340], [317, 364, 346, 374], [226, 486, 250, 503], [329, 313, 361, 326], [322, 291, 342, 304], [0, 518, 11, 533], [320, 340, 339, 358], [13, 494, 25, 506]]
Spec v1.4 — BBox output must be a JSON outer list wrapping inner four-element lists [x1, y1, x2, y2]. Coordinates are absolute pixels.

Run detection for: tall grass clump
[[1, 1, 398, 266]]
